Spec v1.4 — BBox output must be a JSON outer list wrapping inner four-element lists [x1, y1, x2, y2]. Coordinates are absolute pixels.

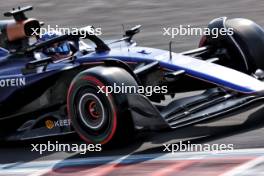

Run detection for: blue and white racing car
[[0, 6, 264, 145]]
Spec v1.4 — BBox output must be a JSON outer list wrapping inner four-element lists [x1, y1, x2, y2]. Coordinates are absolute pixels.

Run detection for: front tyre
[[67, 66, 137, 145]]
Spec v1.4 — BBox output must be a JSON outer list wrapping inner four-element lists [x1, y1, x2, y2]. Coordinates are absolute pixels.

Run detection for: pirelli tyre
[[200, 17, 264, 74], [67, 66, 137, 145]]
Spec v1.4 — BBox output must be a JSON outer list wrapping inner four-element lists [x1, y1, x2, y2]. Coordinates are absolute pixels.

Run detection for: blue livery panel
[[80, 46, 264, 94]]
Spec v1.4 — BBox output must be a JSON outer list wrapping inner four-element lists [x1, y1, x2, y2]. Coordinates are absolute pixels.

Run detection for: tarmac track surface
[[1, 0, 264, 175], [2, 149, 264, 176]]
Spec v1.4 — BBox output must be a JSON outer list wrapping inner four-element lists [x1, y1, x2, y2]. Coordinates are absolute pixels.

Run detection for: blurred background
[[1, 0, 264, 52], [1, 2, 264, 175]]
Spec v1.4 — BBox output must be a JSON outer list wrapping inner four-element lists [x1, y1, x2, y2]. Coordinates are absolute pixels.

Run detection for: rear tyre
[[67, 66, 137, 145]]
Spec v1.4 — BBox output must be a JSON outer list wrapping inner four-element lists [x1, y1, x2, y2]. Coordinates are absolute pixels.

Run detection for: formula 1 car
[[1, 6, 264, 145]]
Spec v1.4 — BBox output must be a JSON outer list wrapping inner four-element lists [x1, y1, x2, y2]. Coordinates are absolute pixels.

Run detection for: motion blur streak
[[146, 161, 194, 176], [1, 1, 264, 176], [1, 149, 264, 176]]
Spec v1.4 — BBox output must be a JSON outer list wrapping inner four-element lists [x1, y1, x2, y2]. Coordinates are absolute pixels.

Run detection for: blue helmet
[[38, 31, 71, 56]]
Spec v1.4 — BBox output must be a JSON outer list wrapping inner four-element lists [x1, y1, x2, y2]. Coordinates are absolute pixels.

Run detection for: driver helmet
[[37, 31, 72, 60]]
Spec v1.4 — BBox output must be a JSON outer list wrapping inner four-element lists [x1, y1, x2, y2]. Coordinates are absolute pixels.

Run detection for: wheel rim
[[88, 100, 100, 119], [78, 93, 106, 130]]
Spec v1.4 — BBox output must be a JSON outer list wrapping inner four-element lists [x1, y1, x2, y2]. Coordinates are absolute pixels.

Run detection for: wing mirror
[[124, 25, 141, 42]]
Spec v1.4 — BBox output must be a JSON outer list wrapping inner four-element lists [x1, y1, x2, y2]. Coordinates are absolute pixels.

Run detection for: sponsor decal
[[0, 77, 26, 87], [45, 119, 71, 129], [45, 120, 55, 129]]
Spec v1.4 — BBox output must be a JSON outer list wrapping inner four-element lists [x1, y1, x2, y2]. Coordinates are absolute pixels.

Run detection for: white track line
[[219, 156, 264, 176], [1, 148, 264, 176]]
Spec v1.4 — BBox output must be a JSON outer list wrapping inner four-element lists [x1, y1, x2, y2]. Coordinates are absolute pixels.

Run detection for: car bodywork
[[0, 6, 264, 142]]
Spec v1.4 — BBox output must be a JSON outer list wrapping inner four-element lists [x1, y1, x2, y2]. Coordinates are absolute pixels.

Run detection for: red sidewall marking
[[67, 75, 117, 145]]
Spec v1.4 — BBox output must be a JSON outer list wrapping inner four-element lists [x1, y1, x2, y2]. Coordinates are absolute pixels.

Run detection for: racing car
[[1, 6, 264, 145]]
